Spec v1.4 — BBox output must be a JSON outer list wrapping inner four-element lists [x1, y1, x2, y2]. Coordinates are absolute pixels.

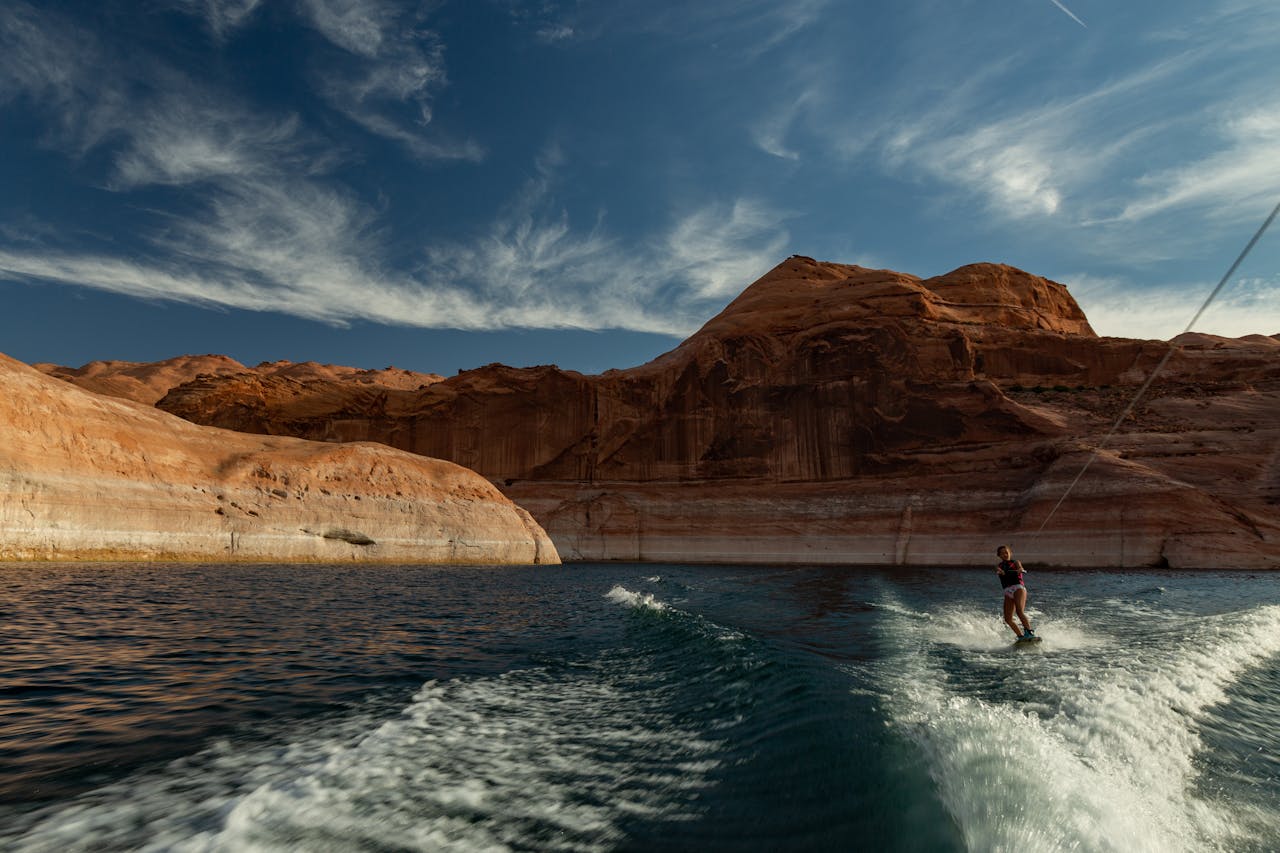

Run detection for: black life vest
[[998, 559, 1024, 588]]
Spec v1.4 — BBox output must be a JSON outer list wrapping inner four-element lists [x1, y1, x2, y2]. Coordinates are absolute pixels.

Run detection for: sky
[[1, 0, 1278, 376]]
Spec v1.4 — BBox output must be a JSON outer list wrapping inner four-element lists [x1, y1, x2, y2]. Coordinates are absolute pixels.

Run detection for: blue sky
[[1, 0, 1278, 375]]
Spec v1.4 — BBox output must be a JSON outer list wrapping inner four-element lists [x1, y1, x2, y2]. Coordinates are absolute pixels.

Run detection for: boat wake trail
[[6, 662, 720, 852], [877, 596, 1280, 853], [5, 587, 751, 852], [3, 583, 832, 852]]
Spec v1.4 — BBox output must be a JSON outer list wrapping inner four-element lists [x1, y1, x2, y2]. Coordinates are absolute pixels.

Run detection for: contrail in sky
[[1049, 0, 1087, 27]]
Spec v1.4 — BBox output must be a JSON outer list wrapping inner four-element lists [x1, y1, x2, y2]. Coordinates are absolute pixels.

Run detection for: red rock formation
[[34, 354, 249, 405], [38, 356, 443, 405], [1, 353, 556, 564], [143, 258, 1280, 567]]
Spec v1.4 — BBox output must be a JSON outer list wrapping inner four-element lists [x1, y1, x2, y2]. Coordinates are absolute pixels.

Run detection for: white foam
[[606, 584, 668, 612], [1023, 615, 1100, 651], [604, 585, 750, 646], [870, 600, 932, 620], [1099, 597, 1187, 622], [5, 662, 724, 852], [922, 606, 1103, 652], [878, 596, 1280, 852]]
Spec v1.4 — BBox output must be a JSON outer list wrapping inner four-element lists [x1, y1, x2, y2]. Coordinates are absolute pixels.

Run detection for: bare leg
[[1002, 596, 1021, 637], [1014, 588, 1032, 634]]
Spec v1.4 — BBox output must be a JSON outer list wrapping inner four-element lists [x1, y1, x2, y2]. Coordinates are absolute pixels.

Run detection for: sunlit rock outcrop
[[1, 354, 556, 564], [69, 257, 1280, 568]]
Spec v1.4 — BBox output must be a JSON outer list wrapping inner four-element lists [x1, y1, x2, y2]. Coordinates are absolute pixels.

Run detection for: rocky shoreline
[[1, 354, 558, 564]]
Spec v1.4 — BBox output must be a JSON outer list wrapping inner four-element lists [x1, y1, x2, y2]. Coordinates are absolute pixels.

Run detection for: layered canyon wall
[[52, 258, 1280, 568], [2, 354, 556, 564]]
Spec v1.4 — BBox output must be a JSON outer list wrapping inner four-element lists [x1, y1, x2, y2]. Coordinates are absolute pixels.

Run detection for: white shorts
[[1003, 584, 1026, 600]]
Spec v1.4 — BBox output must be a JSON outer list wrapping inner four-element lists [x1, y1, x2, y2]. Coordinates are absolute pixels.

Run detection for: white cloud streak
[[536, 25, 575, 44], [421, 154, 791, 333], [0, 184, 789, 336], [1048, 0, 1087, 29], [1114, 102, 1280, 224], [161, 0, 481, 161], [0, 2, 791, 336], [509, 0, 829, 56], [0, 1, 325, 186], [661, 201, 791, 300], [745, 0, 1275, 241], [752, 93, 810, 161], [868, 56, 1191, 222], [110, 100, 322, 190], [0, 3, 127, 158], [171, 0, 263, 37], [297, 0, 394, 56], [296, 0, 483, 162]]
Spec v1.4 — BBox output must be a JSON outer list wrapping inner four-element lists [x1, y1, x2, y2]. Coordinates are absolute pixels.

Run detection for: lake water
[[1, 562, 1277, 851]]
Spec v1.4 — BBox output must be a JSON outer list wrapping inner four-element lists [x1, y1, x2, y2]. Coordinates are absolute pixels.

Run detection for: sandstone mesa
[[42, 258, 1280, 568], [1, 353, 557, 564], [34, 355, 444, 406]]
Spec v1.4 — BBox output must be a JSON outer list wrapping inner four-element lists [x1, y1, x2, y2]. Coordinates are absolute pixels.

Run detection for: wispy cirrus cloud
[[1065, 272, 1280, 339], [0, 1, 788, 336], [297, 0, 396, 55], [752, 91, 812, 161], [164, 0, 482, 161], [535, 24, 575, 44], [0, 3, 126, 157], [1, 1, 321, 186], [171, 0, 263, 38], [506, 0, 829, 55], [110, 98, 326, 190], [0, 2, 454, 326], [742, 0, 1277, 244], [421, 149, 791, 332], [869, 52, 1195, 222], [1113, 102, 1280, 224], [660, 200, 791, 300], [296, 0, 483, 162], [0, 3, 86, 99], [0, 177, 790, 335]]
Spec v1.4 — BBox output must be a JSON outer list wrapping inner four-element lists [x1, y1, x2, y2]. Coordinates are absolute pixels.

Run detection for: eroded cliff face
[[56, 257, 1280, 568], [1, 354, 557, 564], [156, 262, 1095, 484]]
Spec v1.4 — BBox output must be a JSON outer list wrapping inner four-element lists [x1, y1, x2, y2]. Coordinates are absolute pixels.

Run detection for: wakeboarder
[[995, 545, 1036, 641]]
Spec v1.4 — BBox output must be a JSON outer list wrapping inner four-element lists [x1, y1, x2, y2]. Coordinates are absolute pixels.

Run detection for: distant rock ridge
[[35, 356, 444, 405], [2, 353, 557, 564], [41, 257, 1280, 568], [34, 354, 249, 405]]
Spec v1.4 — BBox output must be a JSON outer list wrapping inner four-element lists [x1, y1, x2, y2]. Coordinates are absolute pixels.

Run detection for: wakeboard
[[1014, 635, 1042, 645]]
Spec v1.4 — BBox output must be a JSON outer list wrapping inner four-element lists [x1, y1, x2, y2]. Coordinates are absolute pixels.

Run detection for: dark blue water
[[1, 563, 1278, 851]]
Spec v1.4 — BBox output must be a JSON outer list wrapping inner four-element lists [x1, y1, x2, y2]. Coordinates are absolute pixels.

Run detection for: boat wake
[[877, 595, 1280, 852], [5, 573, 1276, 852], [3, 584, 784, 851], [5, 658, 723, 852], [4, 589, 755, 852]]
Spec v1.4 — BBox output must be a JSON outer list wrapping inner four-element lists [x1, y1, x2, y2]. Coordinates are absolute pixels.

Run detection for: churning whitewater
[[1, 563, 1277, 851]]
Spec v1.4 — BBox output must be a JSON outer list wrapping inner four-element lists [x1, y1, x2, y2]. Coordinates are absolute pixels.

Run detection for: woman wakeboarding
[[995, 545, 1035, 641]]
